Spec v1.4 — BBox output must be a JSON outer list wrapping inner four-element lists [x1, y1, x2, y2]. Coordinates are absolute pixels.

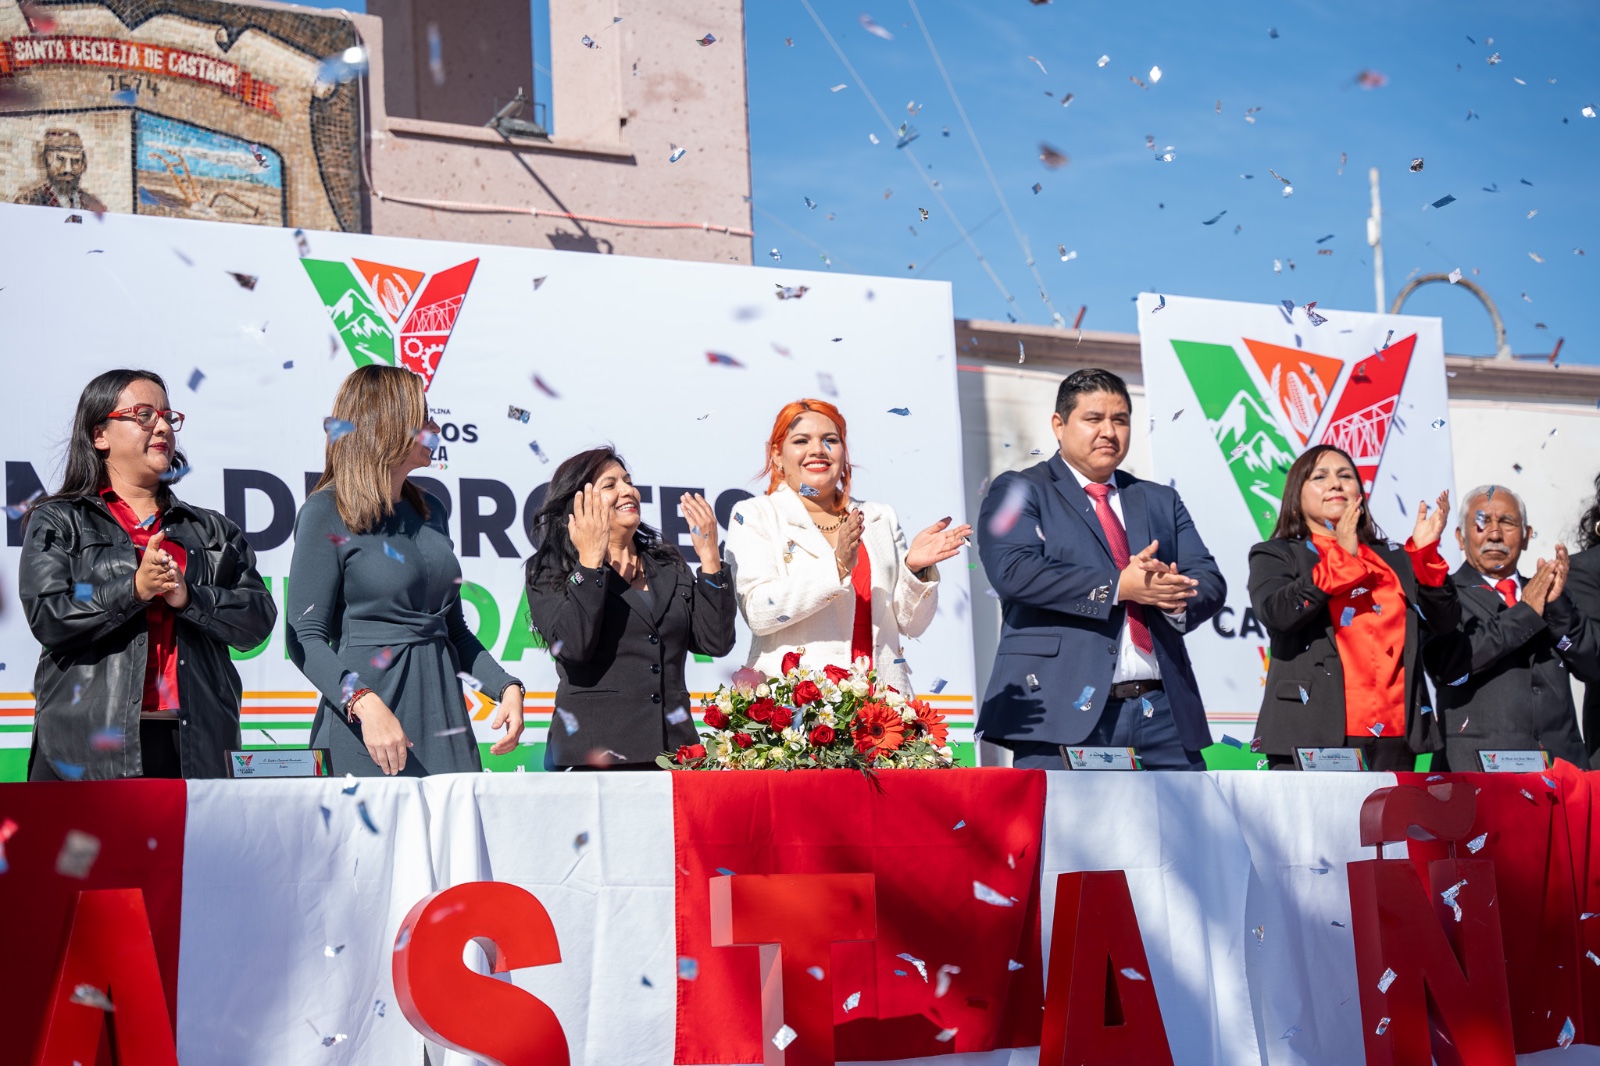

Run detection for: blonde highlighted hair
[[310, 365, 430, 533]]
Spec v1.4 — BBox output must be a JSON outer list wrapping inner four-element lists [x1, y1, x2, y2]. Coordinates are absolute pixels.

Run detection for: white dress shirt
[[1063, 463, 1186, 684]]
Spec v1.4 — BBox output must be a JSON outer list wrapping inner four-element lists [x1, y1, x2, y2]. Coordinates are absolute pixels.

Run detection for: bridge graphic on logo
[[1171, 333, 1416, 539], [300, 256, 480, 389]]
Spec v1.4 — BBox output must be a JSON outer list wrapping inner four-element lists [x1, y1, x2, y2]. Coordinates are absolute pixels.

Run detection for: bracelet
[[343, 687, 373, 723]]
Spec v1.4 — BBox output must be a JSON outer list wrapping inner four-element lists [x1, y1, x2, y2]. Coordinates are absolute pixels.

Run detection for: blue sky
[[305, 0, 1597, 364]]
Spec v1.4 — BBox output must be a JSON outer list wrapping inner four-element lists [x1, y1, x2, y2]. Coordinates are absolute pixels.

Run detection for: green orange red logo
[[301, 256, 479, 389], [1171, 335, 1416, 538]]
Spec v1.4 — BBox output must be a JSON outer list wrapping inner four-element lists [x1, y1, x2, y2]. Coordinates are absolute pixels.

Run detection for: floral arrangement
[[659, 652, 958, 771]]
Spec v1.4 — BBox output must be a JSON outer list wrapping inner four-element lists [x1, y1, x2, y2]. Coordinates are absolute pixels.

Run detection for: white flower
[[900, 707, 918, 723], [849, 679, 870, 698], [781, 727, 801, 744], [884, 688, 907, 708], [937, 745, 953, 758], [817, 707, 837, 727], [716, 695, 733, 712], [715, 737, 733, 759], [819, 680, 841, 703], [852, 655, 871, 675], [755, 683, 770, 698]]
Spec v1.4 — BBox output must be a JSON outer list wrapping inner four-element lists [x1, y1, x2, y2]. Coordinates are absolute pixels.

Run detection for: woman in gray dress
[[287, 365, 525, 776]]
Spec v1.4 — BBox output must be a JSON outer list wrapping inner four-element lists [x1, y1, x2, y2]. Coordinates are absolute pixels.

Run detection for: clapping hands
[[135, 530, 188, 609], [1410, 490, 1451, 548], [680, 492, 722, 574], [1116, 539, 1199, 611], [568, 484, 613, 568], [905, 517, 972, 572]]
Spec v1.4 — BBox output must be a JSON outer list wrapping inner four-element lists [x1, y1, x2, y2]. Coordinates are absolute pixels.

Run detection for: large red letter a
[[1039, 871, 1174, 1066], [31, 888, 178, 1066]]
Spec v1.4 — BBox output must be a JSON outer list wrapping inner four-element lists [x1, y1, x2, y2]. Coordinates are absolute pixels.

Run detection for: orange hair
[[762, 399, 851, 503]]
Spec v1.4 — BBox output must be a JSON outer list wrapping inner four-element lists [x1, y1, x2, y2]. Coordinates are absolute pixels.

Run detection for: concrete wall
[[354, 0, 754, 262]]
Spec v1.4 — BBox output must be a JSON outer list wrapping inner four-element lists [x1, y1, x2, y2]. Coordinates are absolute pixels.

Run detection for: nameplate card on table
[[1295, 747, 1368, 772], [227, 750, 331, 778], [1476, 750, 1551, 773], [1060, 746, 1142, 771]]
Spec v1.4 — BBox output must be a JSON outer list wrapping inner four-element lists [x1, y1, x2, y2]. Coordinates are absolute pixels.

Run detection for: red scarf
[[849, 542, 873, 667]]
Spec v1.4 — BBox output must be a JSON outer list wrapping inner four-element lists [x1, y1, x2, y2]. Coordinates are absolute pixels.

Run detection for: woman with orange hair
[[723, 399, 971, 694]]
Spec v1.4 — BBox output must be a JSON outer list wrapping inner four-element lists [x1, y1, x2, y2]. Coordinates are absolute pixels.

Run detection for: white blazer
[[724, 483, 940, 695]]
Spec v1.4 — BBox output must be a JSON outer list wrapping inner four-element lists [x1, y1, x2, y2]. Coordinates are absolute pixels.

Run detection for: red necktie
[[1083, 482, 1153, 653], [1494, 577, 1518, 609]]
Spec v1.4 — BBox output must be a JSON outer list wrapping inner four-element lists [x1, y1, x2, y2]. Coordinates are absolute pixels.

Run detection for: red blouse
[[1307, 529, 1447, 738], [101, 490, 187, 716]]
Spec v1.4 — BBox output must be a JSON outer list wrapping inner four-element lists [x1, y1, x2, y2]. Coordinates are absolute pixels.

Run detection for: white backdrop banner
[[0, 203, 976, 770], [1136, 293, 1453, 743]]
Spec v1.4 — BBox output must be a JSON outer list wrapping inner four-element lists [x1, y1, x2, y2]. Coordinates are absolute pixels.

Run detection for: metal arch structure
[[1389, 273, 1512, 361]]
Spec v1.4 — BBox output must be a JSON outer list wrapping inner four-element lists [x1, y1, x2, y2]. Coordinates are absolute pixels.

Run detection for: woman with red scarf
[[1249, 445, 1459, 770], [722, 400, 970, 695]]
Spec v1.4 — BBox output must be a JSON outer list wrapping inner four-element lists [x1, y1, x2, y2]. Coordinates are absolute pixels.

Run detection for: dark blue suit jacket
[[976, 455, 1226, 751]]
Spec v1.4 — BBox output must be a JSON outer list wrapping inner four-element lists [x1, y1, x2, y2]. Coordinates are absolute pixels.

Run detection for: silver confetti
[[973, 881, 1014, 907]]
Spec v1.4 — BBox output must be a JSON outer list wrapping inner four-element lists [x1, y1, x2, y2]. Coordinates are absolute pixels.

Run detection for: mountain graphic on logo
[[1171, 339, 1298, 538], [1214, 390, 1298, 476], [301, 256, 479, 388]]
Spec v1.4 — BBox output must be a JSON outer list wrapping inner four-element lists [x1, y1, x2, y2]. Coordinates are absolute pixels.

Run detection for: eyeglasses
[[105, 405, 185, 431]]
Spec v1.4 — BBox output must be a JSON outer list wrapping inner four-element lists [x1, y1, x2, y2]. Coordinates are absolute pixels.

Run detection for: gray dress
[[287, 488, 519, 776]]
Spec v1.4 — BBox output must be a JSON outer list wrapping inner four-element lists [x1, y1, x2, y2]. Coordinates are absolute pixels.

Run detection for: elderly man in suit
[[1423, 484, 1600, 770], [976, 368, 1226, 770]]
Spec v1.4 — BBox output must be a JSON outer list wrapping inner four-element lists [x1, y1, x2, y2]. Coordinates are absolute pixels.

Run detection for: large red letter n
[[1348, 783, 1514, 1066]]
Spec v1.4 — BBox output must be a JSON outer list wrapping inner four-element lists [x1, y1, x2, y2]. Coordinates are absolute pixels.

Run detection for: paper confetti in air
[[973, 881, 1014, 907]]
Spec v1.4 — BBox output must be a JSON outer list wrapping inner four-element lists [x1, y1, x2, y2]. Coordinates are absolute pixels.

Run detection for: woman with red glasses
[[18, 369, 276, 780]]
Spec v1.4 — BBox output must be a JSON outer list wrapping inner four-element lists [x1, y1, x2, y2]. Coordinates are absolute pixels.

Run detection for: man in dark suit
[[1423, 484, 1600, 770], [1568, 483, 1600, 767], [976, 369, 1226, 770]]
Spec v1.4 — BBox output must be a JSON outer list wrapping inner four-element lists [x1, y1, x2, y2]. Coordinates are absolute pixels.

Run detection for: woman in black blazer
[[1249, 445, 1459, 770], [526, 447, 736, 769], [1567, 472, 1600, 768]]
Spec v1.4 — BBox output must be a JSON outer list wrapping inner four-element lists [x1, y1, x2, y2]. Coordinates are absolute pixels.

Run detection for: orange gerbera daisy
[[909, 699, 948, 747], [852, 700, 906, 756]]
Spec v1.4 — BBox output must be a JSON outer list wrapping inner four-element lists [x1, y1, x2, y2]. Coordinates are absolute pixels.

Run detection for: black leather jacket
[[19, 494, 277, 779]]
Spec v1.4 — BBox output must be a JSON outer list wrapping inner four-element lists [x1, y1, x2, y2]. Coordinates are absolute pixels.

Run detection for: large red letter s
[[392, 881, 570, 1066]]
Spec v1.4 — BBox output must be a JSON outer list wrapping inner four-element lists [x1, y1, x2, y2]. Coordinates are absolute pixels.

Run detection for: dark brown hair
[[31, 369, 189, 516], [1269, 445, 1385, 544]]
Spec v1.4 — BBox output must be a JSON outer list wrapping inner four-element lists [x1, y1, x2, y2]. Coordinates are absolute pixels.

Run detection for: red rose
[[781, 651, 803, 676], [822, 663, 852, 684], [676, 743, 707, 764], [746, 698, 776, 723], [769, 707, 794, 731], [733, 732, 753, 749], [703, 706, 729, 730], [809, 724, 836, 745], [793, 680, 823, 706]]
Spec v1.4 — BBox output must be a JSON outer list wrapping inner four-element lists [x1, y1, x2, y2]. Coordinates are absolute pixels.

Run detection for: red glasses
[[105, 405, 185, 431]]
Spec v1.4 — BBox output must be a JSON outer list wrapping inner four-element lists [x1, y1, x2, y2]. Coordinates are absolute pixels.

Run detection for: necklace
[[811, 512, 844, 533]]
